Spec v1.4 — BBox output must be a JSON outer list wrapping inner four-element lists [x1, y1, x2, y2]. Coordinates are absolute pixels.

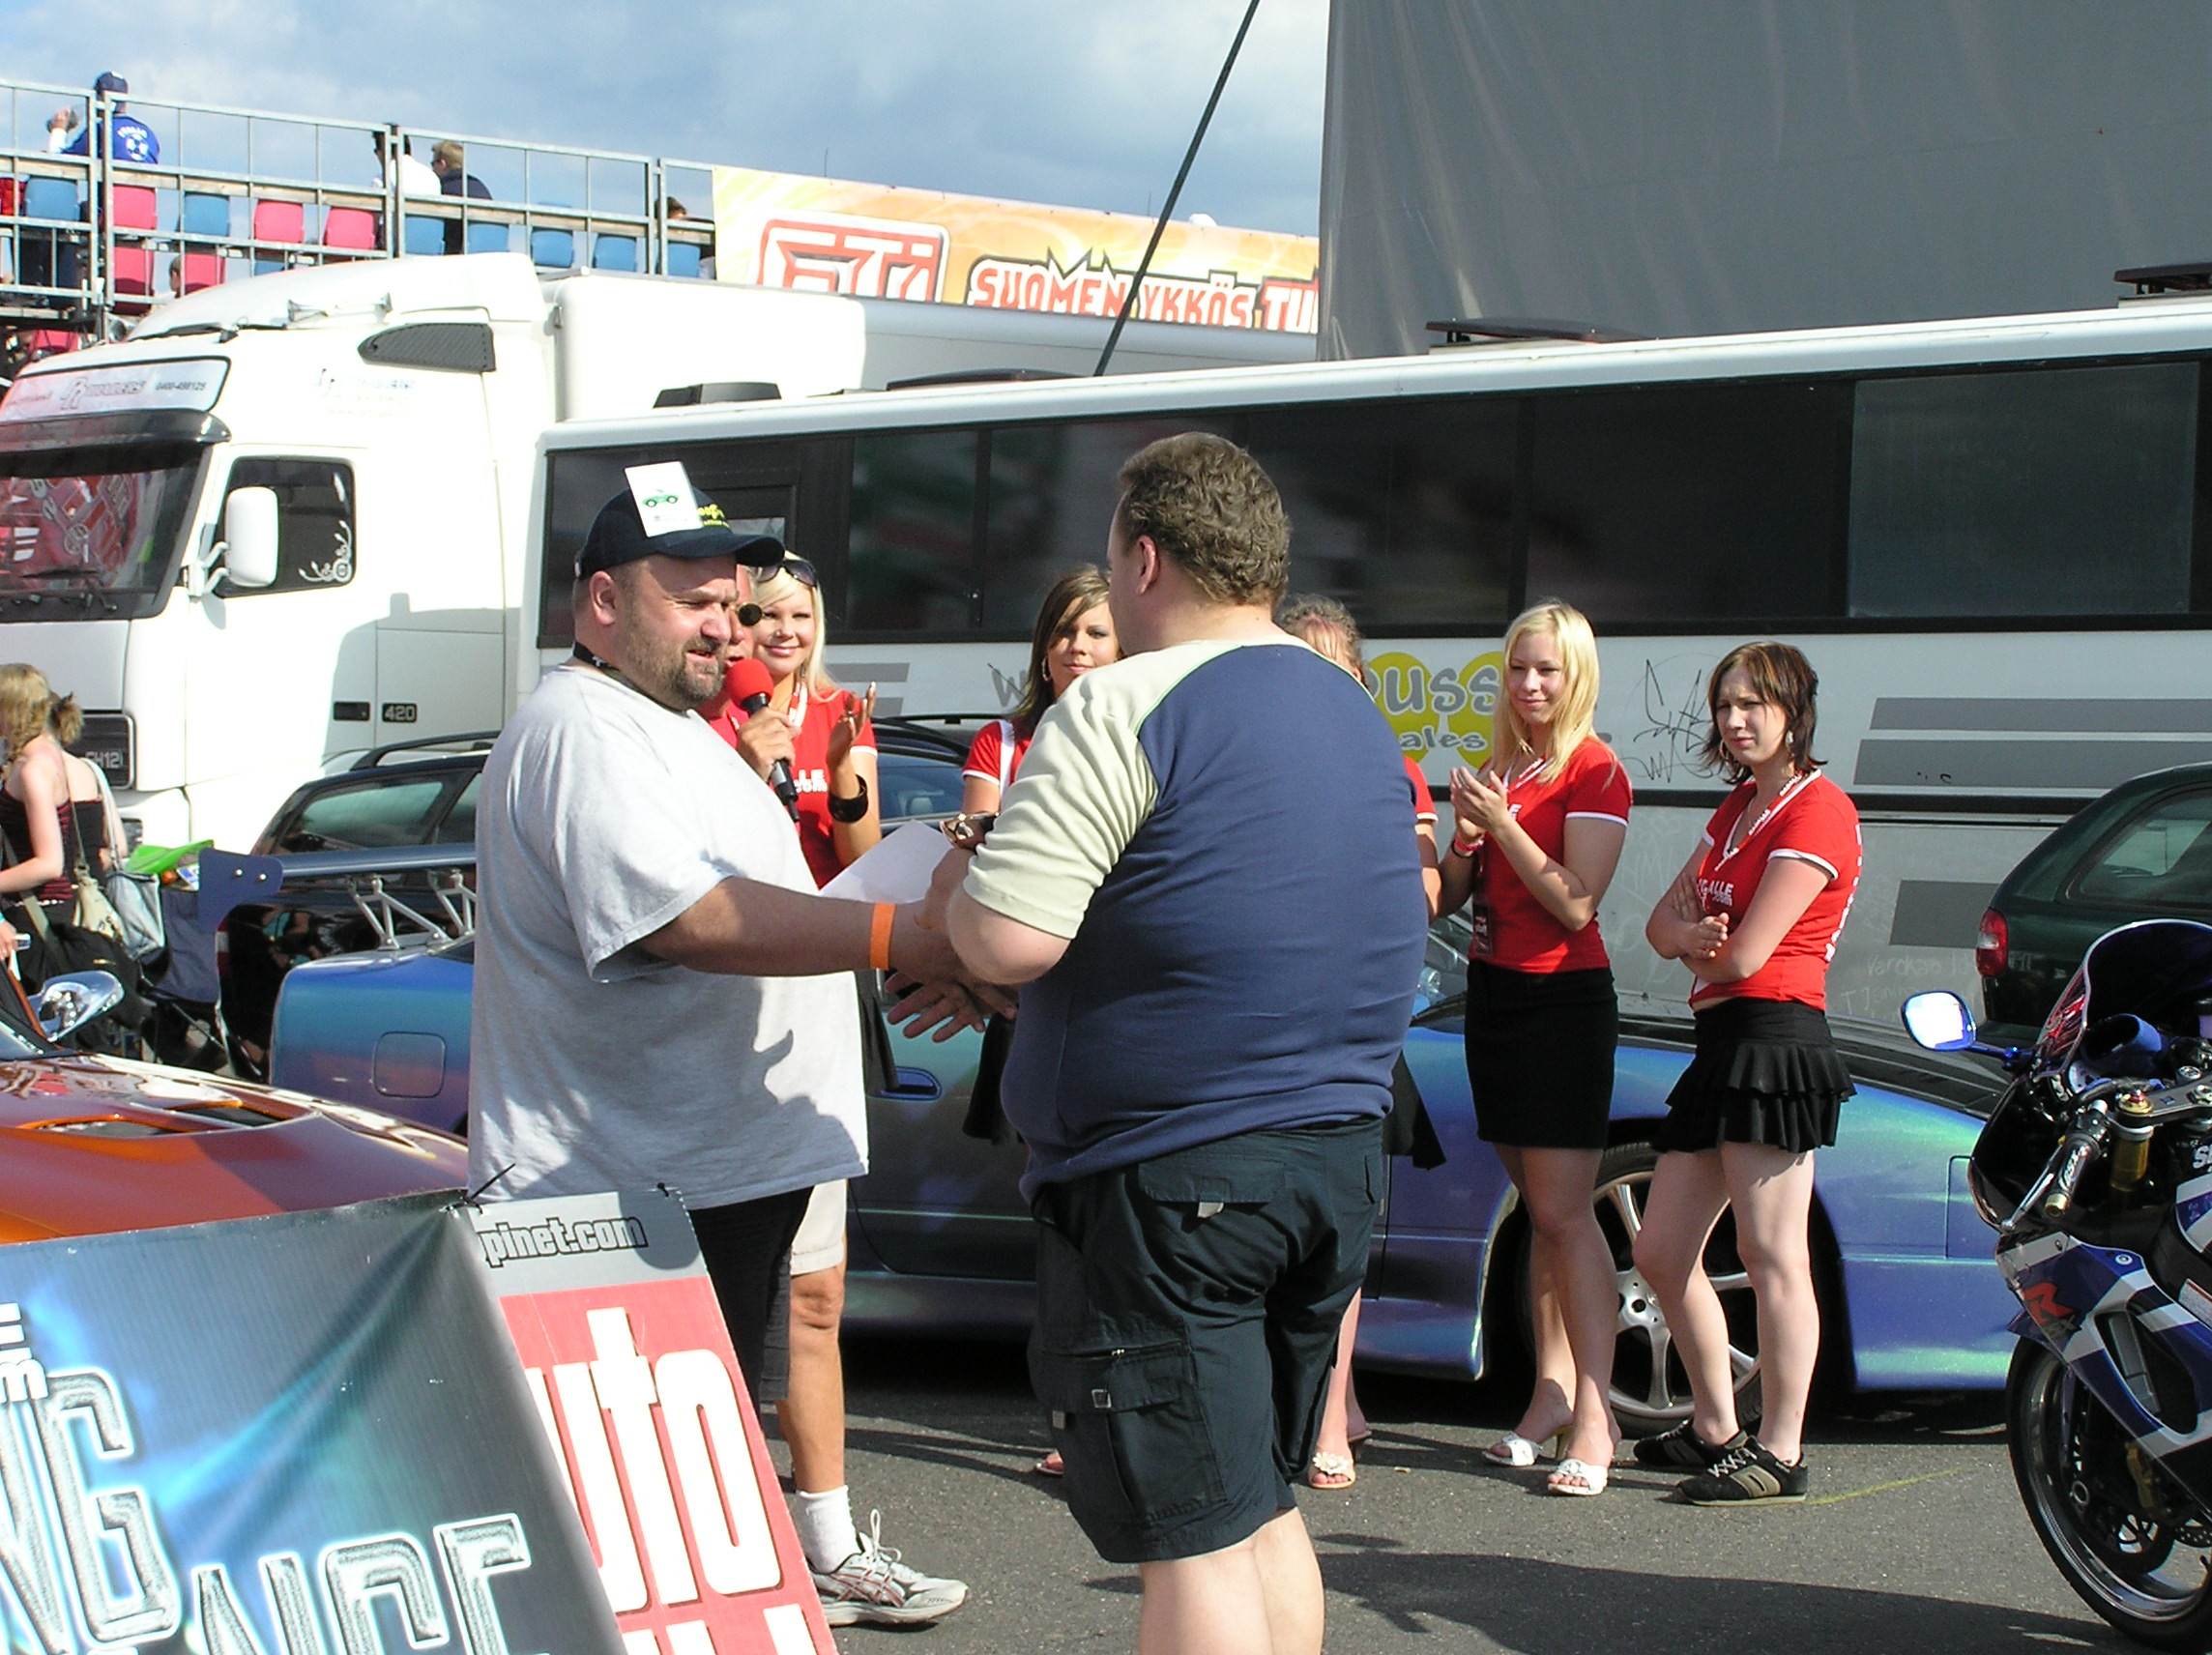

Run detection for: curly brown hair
[[1114, 432, 1289, 606], [1701, 641, 1820, 782]]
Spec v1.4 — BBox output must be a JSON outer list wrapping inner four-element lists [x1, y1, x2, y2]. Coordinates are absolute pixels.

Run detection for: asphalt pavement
[[779, 1336, 2136, 1654]]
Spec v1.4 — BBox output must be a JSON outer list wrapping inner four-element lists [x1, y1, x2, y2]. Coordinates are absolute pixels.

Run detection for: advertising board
[[712, 166, 1318, 333]]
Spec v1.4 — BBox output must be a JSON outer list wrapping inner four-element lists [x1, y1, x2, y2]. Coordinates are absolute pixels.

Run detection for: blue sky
[[0, 0, 1330, 233]]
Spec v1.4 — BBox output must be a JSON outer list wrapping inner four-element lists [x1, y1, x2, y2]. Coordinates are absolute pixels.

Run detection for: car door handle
[[879, 1066, 943, 1101]]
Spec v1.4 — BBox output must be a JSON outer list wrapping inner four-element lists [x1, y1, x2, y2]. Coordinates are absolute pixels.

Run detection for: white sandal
[[1547, 1457, 1609, 1496], [1482, 1429, 1564, 1468]]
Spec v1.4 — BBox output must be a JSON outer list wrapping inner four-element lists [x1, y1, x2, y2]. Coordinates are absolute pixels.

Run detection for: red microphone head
[[726, 656, 776, 708]]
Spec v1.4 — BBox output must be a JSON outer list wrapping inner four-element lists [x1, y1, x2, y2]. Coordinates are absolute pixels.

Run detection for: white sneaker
[[810, 1510, 969, 1627]]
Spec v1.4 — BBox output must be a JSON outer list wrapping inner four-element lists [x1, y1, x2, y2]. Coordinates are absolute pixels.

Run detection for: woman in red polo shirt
[[1439, 599, 1631, 1497], [961, 566, 1117, 815], [1634, 641, 1860, 1505]]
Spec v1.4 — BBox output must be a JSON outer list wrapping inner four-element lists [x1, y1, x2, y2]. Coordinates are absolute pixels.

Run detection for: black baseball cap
[[576, 488, 785, 578]]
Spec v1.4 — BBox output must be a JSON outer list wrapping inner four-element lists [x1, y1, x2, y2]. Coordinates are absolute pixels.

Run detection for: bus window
[[221, 459, 356, 595], [848, 429, 979, 633], [982, 417, 1221, 631], [1848, 362, 2197, 619], [1526, 381, 1846, 624], [538, 446, 796, 648]]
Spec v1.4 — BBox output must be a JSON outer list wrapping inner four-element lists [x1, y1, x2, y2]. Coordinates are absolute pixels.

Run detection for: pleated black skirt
[[1462, 961, 1617, 1150], [1654, 997, 1855, 1155]]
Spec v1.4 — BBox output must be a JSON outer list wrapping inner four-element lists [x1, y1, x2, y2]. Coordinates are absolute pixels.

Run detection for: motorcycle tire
[[2008, 1338, 2212, 1650]]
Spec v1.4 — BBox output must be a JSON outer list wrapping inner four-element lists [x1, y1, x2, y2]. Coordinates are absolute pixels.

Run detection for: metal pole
[[1093, 0, 1262, 376]]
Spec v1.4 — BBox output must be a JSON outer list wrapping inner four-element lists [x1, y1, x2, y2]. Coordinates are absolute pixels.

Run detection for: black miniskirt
[[1462, 961, 1617, 1150], [1654, 997, 1855, 1155]]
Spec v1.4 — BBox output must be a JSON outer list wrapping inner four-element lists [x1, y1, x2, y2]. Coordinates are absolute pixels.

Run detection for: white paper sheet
[[819, 819, 954, 906]]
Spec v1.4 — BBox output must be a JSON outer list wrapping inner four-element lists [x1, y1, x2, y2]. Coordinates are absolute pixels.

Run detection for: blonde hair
[[749, 566, 838, 696], [1497, 599, 1599, 782], [0, 663, 78, 761]]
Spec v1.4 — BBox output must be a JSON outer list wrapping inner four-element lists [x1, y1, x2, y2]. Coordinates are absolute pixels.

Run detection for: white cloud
[[0, 0, 1328, 232]]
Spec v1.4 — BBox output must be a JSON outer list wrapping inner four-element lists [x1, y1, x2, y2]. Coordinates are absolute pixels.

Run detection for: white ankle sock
[[792, 1485, 858, 1570]]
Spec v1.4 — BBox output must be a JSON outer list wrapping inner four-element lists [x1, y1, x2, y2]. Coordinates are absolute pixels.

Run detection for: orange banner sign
[[713, 166, 1317, 333]]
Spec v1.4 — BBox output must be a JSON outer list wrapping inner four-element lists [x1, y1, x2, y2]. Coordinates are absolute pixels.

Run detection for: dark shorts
[[1463, 962, 1617, 1149], [689, 1187, 812, 1404], [1654, 997, 1856, 1155], [1029, 1118, 1383, 1565]]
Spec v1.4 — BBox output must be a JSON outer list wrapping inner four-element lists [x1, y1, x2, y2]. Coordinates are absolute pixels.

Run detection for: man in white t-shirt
[[471, 484, 983, 1624]]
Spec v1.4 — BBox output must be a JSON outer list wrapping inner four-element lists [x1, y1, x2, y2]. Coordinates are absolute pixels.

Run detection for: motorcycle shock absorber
[[2109, 1089, 2157, 1201]]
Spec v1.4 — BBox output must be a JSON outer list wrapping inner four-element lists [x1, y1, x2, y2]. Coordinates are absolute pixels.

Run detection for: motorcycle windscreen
[[2034, 918, 2212, 1074]]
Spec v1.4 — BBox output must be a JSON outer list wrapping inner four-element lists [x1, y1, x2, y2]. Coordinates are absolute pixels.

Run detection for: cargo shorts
[[1028, 1117, 1383, 1564]]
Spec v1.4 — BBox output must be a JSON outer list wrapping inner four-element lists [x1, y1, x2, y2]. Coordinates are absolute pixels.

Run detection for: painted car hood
[[0, 1053, 466, 1242]]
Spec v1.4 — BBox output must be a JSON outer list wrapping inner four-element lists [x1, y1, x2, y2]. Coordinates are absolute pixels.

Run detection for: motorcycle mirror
[[1902, 991, 1978, 1052], [35, 971, 125, 1042]]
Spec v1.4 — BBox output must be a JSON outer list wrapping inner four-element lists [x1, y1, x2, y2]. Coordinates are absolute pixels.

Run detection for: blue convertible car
[[272, 898, 2017, 1426]]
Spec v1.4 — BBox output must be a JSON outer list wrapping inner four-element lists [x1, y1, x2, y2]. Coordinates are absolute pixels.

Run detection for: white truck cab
[[0, 254, 870, 850]]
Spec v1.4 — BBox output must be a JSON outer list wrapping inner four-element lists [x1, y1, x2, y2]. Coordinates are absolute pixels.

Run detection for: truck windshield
[[0, 442, 205, 615]]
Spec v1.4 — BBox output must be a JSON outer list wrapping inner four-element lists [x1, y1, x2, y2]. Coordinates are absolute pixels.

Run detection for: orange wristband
[[869, 903, 896, 972]]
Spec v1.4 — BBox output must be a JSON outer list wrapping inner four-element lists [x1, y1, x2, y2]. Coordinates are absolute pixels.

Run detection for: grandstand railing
[[0, 77, 719, 362]]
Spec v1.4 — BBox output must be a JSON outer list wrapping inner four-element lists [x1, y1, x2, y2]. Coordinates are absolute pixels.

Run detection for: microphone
[[726, 657, 800, 821]]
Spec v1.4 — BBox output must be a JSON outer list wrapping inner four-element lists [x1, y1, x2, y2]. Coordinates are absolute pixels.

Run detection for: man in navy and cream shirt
[[932, 432, 1428, 1655]]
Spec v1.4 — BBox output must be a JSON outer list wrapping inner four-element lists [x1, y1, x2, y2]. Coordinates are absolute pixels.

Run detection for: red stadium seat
[[111, 247, 154, 295], [180, 252, 223, 293], [111, 186, 158, 231], [321, 207, 379, 250], [252, 199, 305, 245]]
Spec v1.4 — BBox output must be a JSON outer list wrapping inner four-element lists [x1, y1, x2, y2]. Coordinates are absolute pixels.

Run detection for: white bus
[[531, 293, 2212, 1017]]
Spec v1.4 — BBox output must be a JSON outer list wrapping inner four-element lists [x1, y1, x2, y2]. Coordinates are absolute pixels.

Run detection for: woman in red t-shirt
[[713, 560, 879, 889], [961, 566, 1117, 815], [1634, 642, 1861, 1505], [1437, 600, 1631, 1497]]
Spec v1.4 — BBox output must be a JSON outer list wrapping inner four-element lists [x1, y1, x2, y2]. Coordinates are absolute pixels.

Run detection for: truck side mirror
[[219, 487, 281, 590]]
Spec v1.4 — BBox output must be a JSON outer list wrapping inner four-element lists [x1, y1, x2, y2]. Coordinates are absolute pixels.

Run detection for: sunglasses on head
[[751, 556, 820, 589]]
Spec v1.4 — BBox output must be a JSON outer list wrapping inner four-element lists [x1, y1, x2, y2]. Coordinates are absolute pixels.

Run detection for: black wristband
[[827, 777, 869, 822]]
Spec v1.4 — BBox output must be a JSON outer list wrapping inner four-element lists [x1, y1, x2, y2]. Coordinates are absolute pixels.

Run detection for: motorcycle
[[1904, 919, 2212, 1649]]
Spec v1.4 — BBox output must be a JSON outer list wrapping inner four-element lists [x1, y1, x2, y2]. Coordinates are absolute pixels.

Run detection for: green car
[[1977, 762, 2212, 1041]]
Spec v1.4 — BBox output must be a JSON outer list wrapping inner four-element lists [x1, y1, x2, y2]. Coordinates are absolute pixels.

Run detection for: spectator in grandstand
[[46, 73, 160, 164], [1277, 592, 1443, 1492], [431, 140, 492, 253], [375, 132, 440, 197]]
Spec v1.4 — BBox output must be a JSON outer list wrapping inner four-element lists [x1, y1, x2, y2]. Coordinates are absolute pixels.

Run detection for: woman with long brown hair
[[1634, 642, 1861, 1503], [962, 566, 1119, 814]]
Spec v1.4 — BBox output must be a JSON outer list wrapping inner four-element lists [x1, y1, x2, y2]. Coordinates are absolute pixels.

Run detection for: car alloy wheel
[[1589, 1139, 1762, 1431]]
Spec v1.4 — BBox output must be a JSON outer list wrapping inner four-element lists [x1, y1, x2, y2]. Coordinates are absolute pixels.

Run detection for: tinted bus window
[[1250, 398, 1515, 630], [982, 417, 1224, 631], [1848, 363, 2197, 618], [848, 430, 978, 633], [538, 446, 799, 648], [1526, 381, 1846, 623]]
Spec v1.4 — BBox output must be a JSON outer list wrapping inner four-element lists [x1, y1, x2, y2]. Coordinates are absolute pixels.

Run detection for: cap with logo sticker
[[575, 460, 786, 578]]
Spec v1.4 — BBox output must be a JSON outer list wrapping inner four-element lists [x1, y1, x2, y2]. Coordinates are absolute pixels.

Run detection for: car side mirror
[[218, 486, 280, 590], [36, 971, 124, 1042], [1902, 991, 1977, 1052]]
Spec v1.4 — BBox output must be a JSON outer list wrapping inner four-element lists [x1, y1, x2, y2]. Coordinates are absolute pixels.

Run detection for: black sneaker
[[1676, 1436, 1809, 1504], [1633, 1421, 1746, 1470]]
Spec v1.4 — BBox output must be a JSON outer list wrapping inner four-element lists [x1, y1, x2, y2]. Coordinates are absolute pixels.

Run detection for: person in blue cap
[[46, 73, 160, 164]]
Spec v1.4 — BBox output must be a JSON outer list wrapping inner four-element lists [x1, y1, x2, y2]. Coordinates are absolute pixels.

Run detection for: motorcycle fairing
[[2178, 1170, 2212, 1253], [2002, 1231, 2212, 1501]]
